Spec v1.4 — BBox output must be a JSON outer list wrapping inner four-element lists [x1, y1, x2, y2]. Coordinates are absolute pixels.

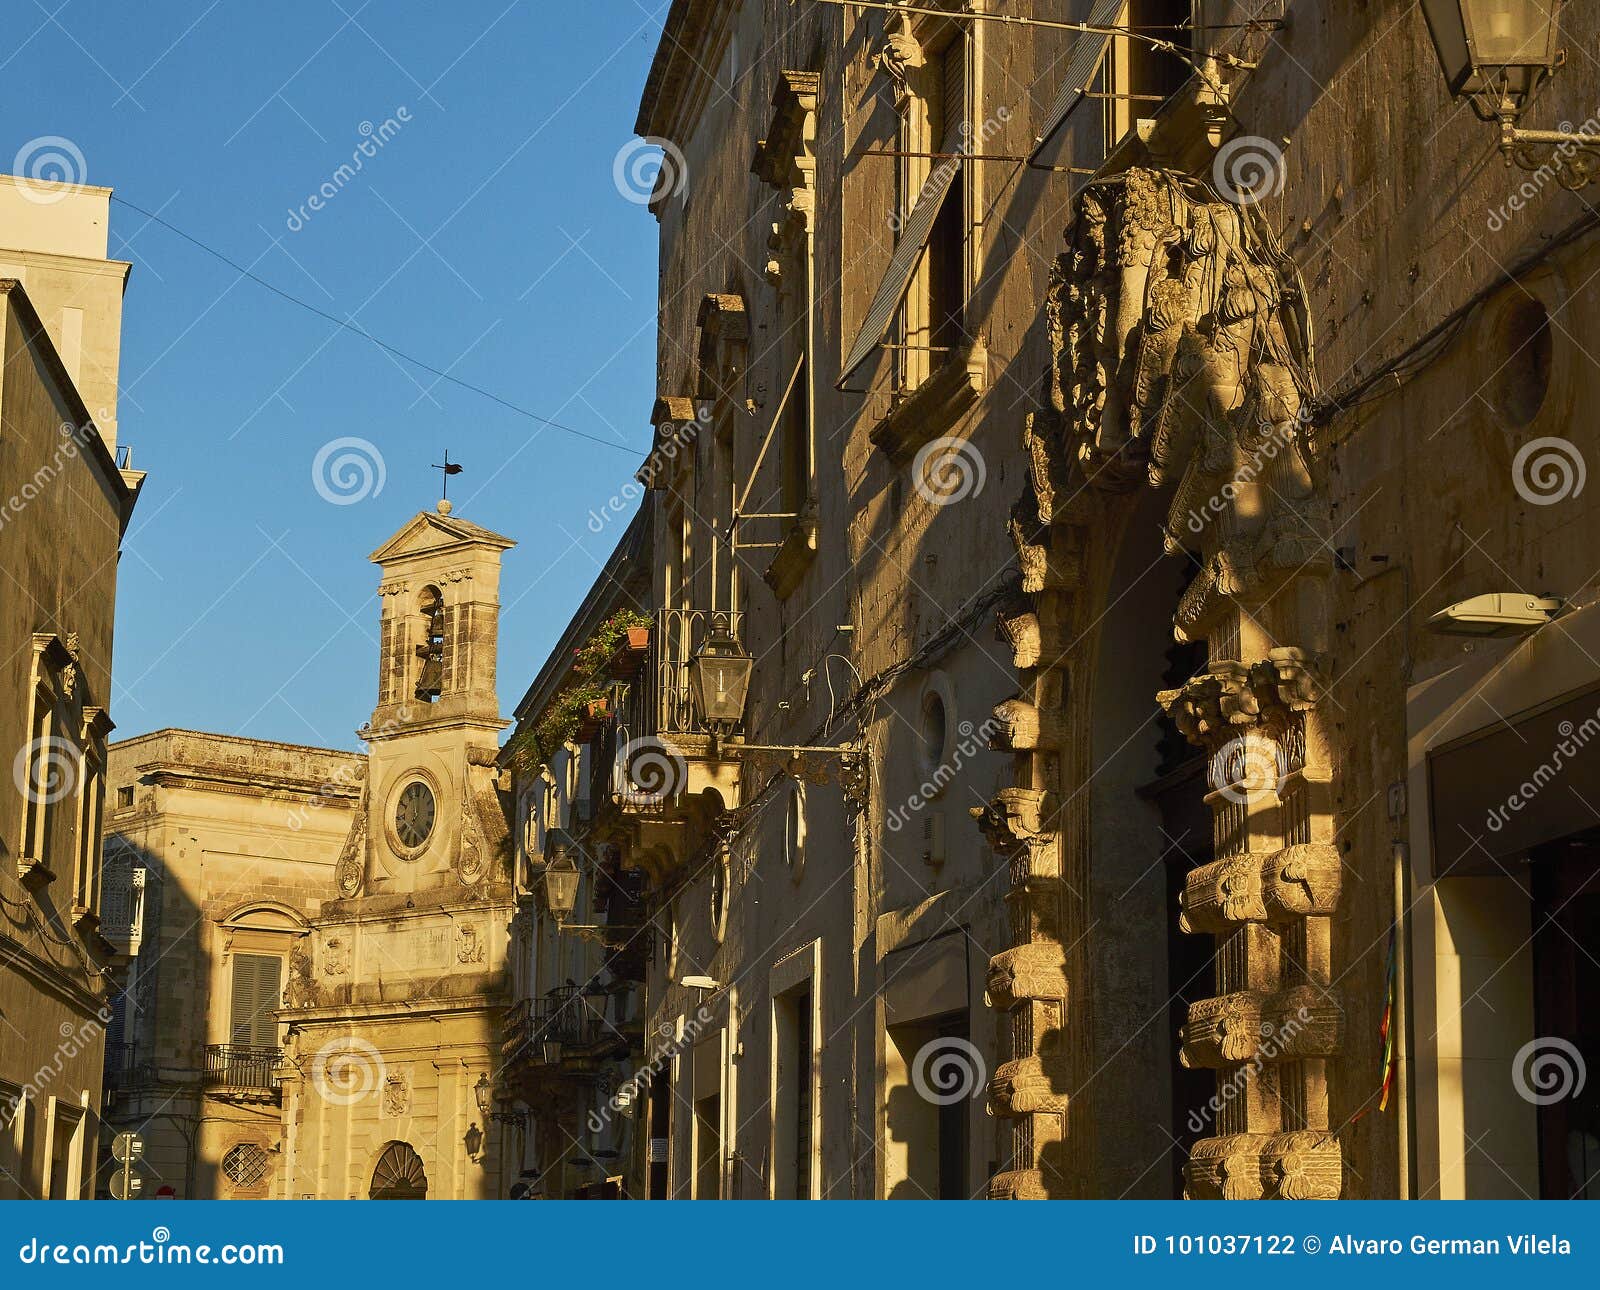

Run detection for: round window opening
[[919, 690, 948, 776], [710, 850, 729, 942], [394, 779, 436, 853], [784, 780, 807, 877], [222, 1142, 270, 1190], [1492, 296, 1552, 427]]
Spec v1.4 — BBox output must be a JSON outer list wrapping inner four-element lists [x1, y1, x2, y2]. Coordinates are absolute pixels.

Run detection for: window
[[709, 848, 729, 943], [228, 953, 283, 1050], [773, 983, 816, 1198], [72, 743, 104, 918], [43, 1098, 83, 1200], [898, 29, 970, 390], [1104, 0, 1193, 148], [691, 1037, 722, 1199], [783, 779, 807, 878], [20, 682, 59, 870], [918, 688, 950, 777], [116, 785, 134, 809], [0, 1085, 23, 1200], [779, 352, 809, 516], [222, 1142, 271, 1191], [1490, 295, 1552, 426]]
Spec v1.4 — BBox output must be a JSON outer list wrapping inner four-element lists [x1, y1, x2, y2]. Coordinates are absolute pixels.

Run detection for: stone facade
[[99, 731, 362, 1199], [507, 0, 1600, 1201], [0, 176, 141, 1200]]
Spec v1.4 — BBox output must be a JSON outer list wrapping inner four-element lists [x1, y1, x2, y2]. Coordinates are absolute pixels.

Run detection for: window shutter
[[838, 114, 966, 387], [940, 39, 967, 145], [229, 954, 282, 1049], [1028, 0, 1128, 163]]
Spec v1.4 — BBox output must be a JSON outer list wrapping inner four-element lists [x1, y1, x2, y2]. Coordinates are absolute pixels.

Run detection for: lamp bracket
[[1501, 121, 1600, 188]]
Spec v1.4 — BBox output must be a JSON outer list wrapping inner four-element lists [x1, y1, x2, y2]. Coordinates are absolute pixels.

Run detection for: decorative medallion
[[382, 1072, 410, 1117]]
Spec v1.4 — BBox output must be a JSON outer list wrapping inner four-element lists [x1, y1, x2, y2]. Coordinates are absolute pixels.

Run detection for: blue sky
[[2, 1, 668, 749]]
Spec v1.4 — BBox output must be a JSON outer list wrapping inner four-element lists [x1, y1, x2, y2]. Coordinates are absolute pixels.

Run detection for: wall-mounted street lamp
[[473, 1072, 529, 1127], [1426, 591, 1563, 637], [540, 834, 581, 923], [687, 615, 754, 734], [1423, 1, 1598, 186]]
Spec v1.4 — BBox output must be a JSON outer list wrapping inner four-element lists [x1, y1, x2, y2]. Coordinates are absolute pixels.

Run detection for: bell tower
[[345, 500, 515, 898], [279, 499, 518, 1200]]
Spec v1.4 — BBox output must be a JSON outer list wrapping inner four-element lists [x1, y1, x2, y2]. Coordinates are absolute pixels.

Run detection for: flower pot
[[608, 626, 651, 679]]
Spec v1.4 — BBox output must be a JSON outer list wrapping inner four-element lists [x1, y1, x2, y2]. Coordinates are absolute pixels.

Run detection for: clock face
[[394, 780, 436, 851]]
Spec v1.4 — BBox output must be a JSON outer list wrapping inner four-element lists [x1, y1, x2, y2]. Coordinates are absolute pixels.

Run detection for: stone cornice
[[634, 0, 737, 145]]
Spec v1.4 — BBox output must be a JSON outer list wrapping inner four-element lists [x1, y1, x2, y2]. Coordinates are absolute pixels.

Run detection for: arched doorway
[[369, 1142, 427, 1200]]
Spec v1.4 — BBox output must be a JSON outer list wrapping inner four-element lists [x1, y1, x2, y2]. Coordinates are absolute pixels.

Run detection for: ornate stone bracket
[[978, 166, 1340, 1199]]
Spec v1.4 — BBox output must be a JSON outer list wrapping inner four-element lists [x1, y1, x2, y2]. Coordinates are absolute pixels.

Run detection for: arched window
[[414, 586, 445, 702], [369, 1141, 428, 1200]]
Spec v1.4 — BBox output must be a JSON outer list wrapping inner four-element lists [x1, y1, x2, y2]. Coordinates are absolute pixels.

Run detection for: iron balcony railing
[[602, 608, 744, 811], [103, 1043, 138, 1090], [502, 986, 608, 1064], [202, 1044, 282, 1093], [641, 607, 745, 737]]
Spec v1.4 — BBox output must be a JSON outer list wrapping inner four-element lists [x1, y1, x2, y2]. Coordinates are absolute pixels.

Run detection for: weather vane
[[431, 449, 463, 513]]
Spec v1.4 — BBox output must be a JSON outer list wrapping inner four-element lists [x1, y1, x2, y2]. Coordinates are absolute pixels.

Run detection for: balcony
[[501, 987, 623, 1077], [103, 1043, 144, 1093], [202, 1045, 282, 1102], [600, 608, 745, 820]]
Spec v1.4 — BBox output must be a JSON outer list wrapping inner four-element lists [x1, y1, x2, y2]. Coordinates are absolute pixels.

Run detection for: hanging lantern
[[686, 616, 753, 731], [541, 834, 580, 921], [1421, 0, 1560, 107]]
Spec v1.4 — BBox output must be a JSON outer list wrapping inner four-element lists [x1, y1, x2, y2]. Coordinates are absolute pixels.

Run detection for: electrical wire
[[109, 195, 643, 456]]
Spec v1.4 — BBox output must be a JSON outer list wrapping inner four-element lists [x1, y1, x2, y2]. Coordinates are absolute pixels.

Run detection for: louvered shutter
[[839, 72, 968, 387], [1028, 0, 1127, 163], [229, 954, 282, 1048], [940, 39, 966, 145]]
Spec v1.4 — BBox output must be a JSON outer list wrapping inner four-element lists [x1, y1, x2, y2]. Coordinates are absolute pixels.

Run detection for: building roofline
[[108, 726, 364, 761], [510, 499, 653, 730], [634, 0, 736, 143], [0, 279, 133, 511]]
